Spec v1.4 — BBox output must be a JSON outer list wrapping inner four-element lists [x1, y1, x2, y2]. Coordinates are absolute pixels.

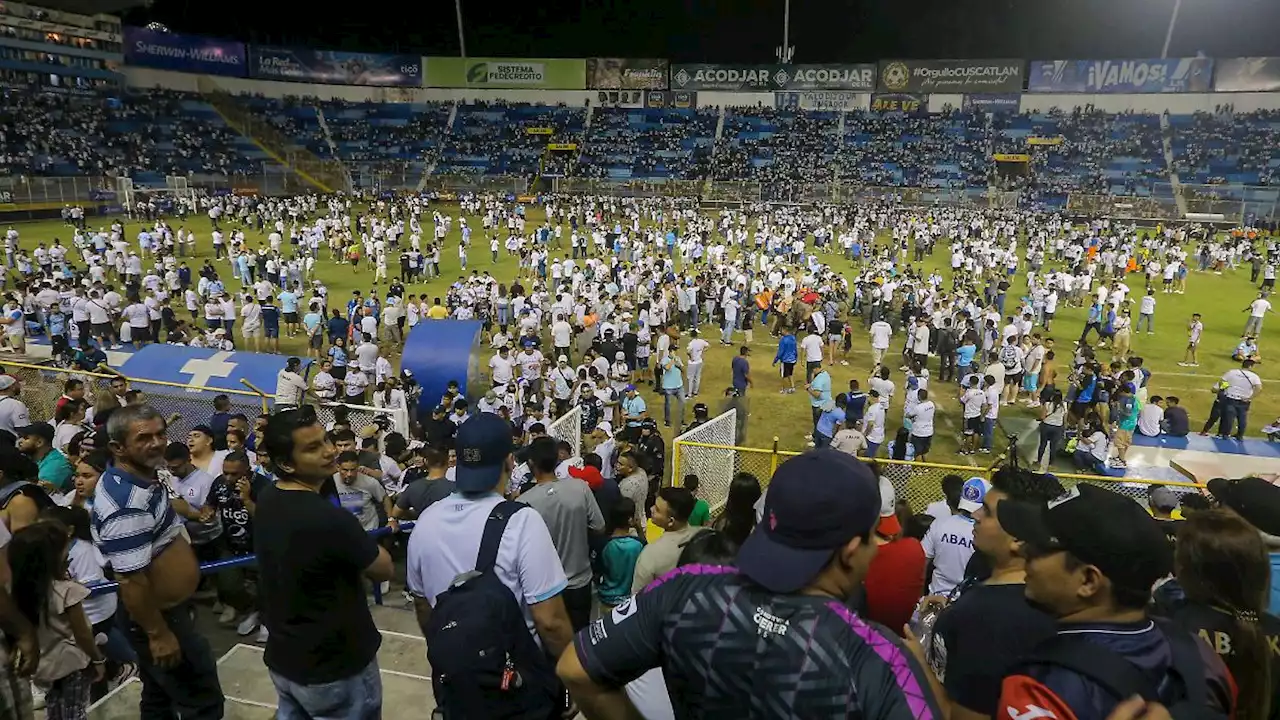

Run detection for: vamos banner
[[670, 63, 875, 91], [587, 58, 668, 89], [425, 57, 586, 89], [1214, 57, 1280, 92], [123, 26, 247, 77], [1028, 58, 1214, 93], [250, 47, 421, 86], [878, 59, 1023, 93]]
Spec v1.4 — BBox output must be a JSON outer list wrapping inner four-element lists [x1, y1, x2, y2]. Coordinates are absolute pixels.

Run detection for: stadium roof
[[28, 0, 147, 16]]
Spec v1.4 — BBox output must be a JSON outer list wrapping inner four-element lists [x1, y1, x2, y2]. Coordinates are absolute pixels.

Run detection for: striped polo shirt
[[91, 465, 184, 574]]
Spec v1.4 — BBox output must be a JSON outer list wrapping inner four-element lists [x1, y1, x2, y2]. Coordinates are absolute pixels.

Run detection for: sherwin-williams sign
[[123, 26, 246, 77], [426, 57, 585, 89]]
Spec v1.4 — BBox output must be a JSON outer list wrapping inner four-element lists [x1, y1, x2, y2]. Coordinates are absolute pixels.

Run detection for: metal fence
[[673, 437, 1207, 518], [670, 410, 738, 512], [547, 404, 584, 460], [419, 174, 530, 197], [550, 177, 704, 198]]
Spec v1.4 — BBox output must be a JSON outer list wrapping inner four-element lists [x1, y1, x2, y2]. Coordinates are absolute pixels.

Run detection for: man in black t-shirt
[[557, 449, 942, 719], [256, 408, 395, 717]]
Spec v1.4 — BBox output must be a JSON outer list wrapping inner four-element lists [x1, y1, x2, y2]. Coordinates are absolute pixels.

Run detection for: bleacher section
[[437, 102, 587, 177], [574, 106, 717, 181], [4, 87, 1280, 212]]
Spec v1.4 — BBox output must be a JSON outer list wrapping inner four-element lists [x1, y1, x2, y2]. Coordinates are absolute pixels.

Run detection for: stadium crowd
[[0, 186, 1274, 720]]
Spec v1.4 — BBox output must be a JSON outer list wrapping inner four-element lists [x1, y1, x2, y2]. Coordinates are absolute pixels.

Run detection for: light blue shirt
[[278, 291, 298, 313], [809, 371, 832, 409]]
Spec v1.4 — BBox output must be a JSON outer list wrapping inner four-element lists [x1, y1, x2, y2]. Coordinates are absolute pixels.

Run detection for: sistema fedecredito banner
[[122, 26, 247, 77], [249, 46, 423, 87], [1027, 58, 1214, 93]]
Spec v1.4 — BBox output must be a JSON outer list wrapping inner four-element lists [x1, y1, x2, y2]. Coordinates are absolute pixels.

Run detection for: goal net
[[672, 409, 737, 513], [115, 177, 135, 214], [548, 404, 583, 459]]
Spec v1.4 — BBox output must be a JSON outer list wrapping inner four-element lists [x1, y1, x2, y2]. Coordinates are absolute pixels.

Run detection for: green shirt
[[38, 449, 73, 493], [689, 498, 711, 527]]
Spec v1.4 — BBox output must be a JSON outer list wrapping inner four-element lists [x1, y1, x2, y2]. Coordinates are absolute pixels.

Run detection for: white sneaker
[[256, 624, 269, 643], [218, 605, 237, 625], [30, 685, 44, 711], [380, 580, 391, 595], [237, 611, 261, 636]]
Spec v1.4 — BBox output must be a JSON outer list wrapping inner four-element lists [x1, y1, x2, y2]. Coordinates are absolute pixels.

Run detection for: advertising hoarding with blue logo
[[1028, 58, 1214, 93], [251, 46, 423, 87]]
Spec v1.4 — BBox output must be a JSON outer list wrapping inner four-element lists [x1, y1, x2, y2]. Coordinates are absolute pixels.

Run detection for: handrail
[[87, 522, 416, 601], [1, 359, 265, 400]]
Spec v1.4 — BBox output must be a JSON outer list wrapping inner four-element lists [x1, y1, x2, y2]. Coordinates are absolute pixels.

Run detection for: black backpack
[[425, 501, 558, 720], [1024, 620, 1225, 720]]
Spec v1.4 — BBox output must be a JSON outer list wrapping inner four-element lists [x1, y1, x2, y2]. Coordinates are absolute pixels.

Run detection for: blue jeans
[[271, 658, 382, 720], [982, 418, 995, 450], [865, 441, 880, 458], [662, 386, 685, 427], [1219, 398, 1251, 440]]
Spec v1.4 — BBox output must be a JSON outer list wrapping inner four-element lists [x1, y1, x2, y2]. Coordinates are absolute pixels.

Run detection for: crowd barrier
[[2, 360, 399, 441], [673, 436, 1207, 515]]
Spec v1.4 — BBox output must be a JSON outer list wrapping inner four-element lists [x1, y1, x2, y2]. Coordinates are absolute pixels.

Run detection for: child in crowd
[[595, 498, 645, 612]]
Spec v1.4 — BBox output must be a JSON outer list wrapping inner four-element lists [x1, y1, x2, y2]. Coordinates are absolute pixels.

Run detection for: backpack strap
[[476, 500, 527, 575], [1027, 633, 1160, 702], [1154, 618, 1209, 709]]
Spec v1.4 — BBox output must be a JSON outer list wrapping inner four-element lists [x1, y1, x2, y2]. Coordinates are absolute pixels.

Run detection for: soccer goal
[[548, 404, 583, 459], [672, 409, 738, 513], [115, 176, 135, 213]]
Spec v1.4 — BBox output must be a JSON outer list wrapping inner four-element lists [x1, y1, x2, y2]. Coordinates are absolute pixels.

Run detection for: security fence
[[550, 177, 704, 198], [673, 436, 1206, 517], [547, 404, 584, 460], [670, 410, 738, 512], [419, 174, 530, 197]]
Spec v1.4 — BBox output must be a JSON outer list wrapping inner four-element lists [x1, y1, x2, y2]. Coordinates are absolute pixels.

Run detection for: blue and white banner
[[1028, 58, 1214, 93], [123, 26, 247, 77]]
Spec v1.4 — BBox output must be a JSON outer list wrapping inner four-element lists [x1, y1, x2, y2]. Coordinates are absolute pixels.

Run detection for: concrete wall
[[1019, 92, 1280, 114]]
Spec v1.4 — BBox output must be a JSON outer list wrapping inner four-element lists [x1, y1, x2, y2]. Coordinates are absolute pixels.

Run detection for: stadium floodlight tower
[[775, 0, 795, 64], [1161, 0, 1181, 58]]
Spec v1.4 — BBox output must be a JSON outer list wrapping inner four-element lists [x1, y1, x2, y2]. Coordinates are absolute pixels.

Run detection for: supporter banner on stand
[[670, 63, 875, 91], [870, 93, 927, 114], [587, 58, 668, 89], [1027, 58, 1214, 93], [249, 46, 422, 86], [962, 94, 1020, 111], [1214, 57, 1280, 92], [877, 59, 1023, 93], [775, 91, 862, 111], [123, 26, 247, 77], [425, 57, 586, 89], [645, 91, 697, 109]]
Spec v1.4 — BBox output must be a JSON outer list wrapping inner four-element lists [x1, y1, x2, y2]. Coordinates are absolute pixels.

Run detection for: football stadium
[[0, 0, 1278, 717]]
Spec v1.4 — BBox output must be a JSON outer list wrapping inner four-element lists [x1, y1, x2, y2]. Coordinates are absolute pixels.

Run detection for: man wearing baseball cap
[[996, 484, 1234, 720], [922, 476, 990, 596], [406, 413, 574, 712], [559, 449, 941, 719]]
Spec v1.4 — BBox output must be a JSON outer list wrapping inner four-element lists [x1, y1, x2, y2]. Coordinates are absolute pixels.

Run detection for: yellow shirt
[[426, 305, 448, 320]]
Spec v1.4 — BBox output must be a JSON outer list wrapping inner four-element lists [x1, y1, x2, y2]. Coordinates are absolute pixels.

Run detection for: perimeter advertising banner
[[644, 91, 697, 109], [1027, 58, 1214, 93], [425, 57, 586, 89], [775, 91, 862, 111], [670, 64, 875, 91], [123, 26, 247, 77], [1214, 58, 1280, 92], [878, 59, 1023, 93], [870, 93, 927, 114], [587, 58, 668, 89], [963, 94, 1020, 111], [250, 46, 422, 86]]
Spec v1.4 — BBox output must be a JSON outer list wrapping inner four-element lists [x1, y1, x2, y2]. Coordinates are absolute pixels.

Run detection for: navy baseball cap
[[454, 413, 513, 493], [738, 449, 880, 594]]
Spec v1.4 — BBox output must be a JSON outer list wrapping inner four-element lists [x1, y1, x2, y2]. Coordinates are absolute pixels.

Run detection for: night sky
[[122, 0, 1280, 63]]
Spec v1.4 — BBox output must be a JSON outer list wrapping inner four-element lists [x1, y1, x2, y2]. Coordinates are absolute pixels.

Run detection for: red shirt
[[863, 538, 926, 636]]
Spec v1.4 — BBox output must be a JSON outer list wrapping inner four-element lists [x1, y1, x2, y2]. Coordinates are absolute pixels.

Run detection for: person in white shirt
[[1245, 293, 1274, 336], [868, 319, 892, 369], [862, 389, 886, 458], [551, 314, 573, 361], [312, 361, 338, 402], [959, 378, 987, 456], [685, 330, 710, 397], [1136, 395, 1165, 437], [489, 345, 516, 387], [800, 329, 824, 383], [1219, 359, 1263, 440], [275, 357, 309, 408], [1136, 289, 1157, 334], [921, 477, 989, 596], [906, 391, 936, 462]]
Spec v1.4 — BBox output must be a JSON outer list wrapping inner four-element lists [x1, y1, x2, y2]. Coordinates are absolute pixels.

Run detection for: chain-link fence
[[670, 410, 739, 512], [672, 439, 1207, 517], [547, 405, 583, 460]]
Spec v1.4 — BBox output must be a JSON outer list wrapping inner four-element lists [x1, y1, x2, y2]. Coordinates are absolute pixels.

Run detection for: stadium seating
[[711, 107, 841, 185], [436, 101, 587, 177], [838, 109, 991, 190], [574, 106, 717, 181]]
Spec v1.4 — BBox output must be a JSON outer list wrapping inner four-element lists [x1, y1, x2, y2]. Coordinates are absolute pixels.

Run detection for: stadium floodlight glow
[[1160, 0, 1182, 59]]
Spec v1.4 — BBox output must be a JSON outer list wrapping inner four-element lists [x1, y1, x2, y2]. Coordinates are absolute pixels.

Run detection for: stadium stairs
[[1160, 113, 1190, 217], [195, 77, 351, 194]]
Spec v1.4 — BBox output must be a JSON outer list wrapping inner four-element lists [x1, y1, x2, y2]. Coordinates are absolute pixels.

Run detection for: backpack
[[1023, 620, 1225, 720], [425, 501, 558, 720]]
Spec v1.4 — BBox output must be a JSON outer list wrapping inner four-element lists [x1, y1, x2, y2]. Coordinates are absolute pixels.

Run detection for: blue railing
[[88, 522, 417, 606]]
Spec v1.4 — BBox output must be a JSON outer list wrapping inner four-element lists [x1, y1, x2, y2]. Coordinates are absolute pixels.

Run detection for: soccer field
[[8, 205, 1275, 470]]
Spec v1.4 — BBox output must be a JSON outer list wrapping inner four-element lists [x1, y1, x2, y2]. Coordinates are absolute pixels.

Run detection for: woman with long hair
[[9, 520, 106, 719], [1160, 509, 1278, 720], [1035, 387, 1067, 471], [712, 472, 761, 547], [61, 451, 108, 513], [52, 401, 87, 456]]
